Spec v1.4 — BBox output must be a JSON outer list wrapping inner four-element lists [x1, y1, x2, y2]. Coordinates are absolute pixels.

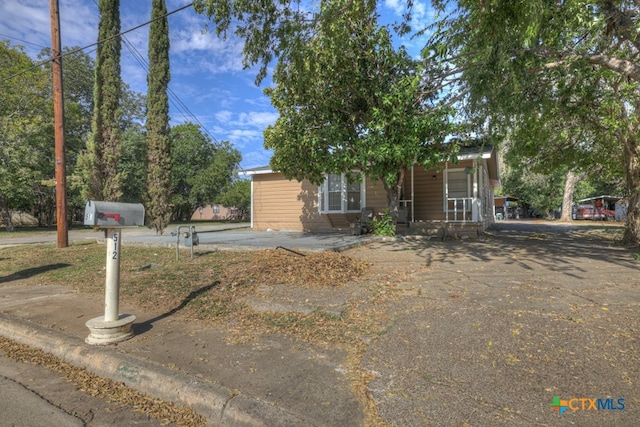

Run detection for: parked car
[[574, 204, 615, 220]]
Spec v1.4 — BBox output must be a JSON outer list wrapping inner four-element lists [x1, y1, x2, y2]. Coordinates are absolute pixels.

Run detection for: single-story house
[[191, 203, 239, 221], [244, 145, 500, 237]]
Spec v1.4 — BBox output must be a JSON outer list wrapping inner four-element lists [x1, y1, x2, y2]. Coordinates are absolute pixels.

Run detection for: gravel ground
[[355, 221, 639, 426]]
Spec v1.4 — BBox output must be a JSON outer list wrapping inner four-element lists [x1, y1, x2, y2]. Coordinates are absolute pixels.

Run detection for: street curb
[[0, 313, 309, 426]]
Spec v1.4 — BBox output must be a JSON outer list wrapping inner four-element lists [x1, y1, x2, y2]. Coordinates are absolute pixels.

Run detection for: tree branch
[[587, 54, 640, 81]]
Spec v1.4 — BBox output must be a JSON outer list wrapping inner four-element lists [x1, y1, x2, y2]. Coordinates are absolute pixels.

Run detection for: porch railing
[[446, 197, 474, 222]]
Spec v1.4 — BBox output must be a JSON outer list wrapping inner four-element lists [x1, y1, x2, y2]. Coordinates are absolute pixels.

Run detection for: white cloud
[[171, 20, 246, 75], [227, 129, 263, 144], [384, 0, 406, 16], [215, 110, 233, 122], [0, 0, 97, 56], [234, 111, 279, 128]]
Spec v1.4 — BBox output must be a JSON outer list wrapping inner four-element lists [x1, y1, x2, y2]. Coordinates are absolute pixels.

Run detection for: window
[[446, 169, 471, 212], [319, 173, 365, 214], [328, 174, 342, 211], [212, 204, 220, 214]]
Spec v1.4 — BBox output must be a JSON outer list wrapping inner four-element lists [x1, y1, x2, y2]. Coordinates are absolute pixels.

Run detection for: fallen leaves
[[0, 337, 205, 426]]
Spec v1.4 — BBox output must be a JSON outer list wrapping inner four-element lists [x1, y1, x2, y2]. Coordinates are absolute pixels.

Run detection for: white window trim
[[318, 172, 366, 214]]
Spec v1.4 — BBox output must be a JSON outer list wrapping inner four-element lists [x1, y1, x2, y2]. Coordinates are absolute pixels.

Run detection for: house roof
[[494, 195, 519, 201], [578, 195, 621, 204], [242, 144, 500, 182], [241, 165, 273, 175], [456, 143, 494, 160]]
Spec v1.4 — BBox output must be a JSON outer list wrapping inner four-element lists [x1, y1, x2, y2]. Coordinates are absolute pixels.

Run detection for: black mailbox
[[84, 200, 145, 228]]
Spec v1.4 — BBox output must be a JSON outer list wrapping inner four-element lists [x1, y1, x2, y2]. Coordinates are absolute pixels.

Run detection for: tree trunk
[[0, 194, 14, 232], [560, 170, 586, 222], [381, 167, 406, 229], [622, 131, 640, 246]]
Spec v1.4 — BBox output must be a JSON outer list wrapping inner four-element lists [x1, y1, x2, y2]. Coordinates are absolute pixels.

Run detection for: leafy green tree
[[120, 124, 147, 203], [146, 0, 172, 233], [34, 47, 97, 224], [120, 84, 146, 129], [39, 47, 94, 165], [263, 0, 452, 223], [218, 179, 250, 220], [502, 166, 567, 218], [169, 123, 241, 221], [0, 42, 50, 230], [196, 0, 453, 226], [88, 0, 123, 201], [194, 0, 312, 85], [428, 0, 640, 244], [77, 84, 145, 208]]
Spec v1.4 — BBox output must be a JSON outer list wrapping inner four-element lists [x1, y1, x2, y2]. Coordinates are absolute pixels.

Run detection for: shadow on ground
[[358, 221, 639, 426], [0, 263, 71, 284]]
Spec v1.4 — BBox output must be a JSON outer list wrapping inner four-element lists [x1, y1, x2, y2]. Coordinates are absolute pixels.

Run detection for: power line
[[0, 32, 49, 50], [4, 1, 219, 143], [121, 34, 220, 144], [1, 2, 194, 84]]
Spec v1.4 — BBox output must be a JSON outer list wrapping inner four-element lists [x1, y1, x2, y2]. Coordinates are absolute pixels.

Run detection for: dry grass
[[0, 242, 393, 425]]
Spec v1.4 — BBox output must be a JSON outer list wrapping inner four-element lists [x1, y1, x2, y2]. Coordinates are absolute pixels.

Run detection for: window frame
[[318, 172, 366, 214]]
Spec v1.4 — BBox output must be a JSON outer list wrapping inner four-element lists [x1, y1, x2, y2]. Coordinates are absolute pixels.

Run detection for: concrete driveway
[[0, 224, 377, 253]]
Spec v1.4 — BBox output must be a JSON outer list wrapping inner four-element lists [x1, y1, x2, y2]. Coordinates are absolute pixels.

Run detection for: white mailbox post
[[84, 200, 145, 345]]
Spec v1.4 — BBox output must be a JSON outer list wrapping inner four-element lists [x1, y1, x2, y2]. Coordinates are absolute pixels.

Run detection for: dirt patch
[[1, 222, 637, 426], [359, 223, 640, 426]]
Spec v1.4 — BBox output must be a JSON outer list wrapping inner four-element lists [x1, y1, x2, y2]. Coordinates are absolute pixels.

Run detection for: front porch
[[400, 219, 488, 239]]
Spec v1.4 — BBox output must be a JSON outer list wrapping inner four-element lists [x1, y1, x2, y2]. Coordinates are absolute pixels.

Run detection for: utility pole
[[50, 0, 68, 248]]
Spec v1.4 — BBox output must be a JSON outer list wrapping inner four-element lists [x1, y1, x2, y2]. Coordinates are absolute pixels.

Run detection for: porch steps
[[404, 221, 484, 240]]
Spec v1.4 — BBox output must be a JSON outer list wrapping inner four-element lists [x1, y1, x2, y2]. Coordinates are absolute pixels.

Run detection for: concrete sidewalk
[[0, 283, 362, 426], [0, 226, 372, 426]]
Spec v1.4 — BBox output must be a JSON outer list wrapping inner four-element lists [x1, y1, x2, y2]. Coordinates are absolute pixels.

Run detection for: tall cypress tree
[[89, 0, 122, 201], [146, 0, 171, 233]]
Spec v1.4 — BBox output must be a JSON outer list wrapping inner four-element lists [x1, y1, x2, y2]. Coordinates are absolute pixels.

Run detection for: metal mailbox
[[84, 200, 145, 228]]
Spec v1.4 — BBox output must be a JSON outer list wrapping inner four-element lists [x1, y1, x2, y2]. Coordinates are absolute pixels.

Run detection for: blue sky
[[0, 0, 435, 169]]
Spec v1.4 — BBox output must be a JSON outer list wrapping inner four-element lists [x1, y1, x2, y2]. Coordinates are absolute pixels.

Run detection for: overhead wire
[[0, 32, 49, 50], [3, 1, 220, 143], [0, 2, 194, 84], [121, 35, 220, 144], [86, 0, 220, 144], [114, 10, 220, 143]]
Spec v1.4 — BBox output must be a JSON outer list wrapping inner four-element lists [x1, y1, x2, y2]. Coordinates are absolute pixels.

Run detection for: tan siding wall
[[252, 174, 391, 232], [364, 177, 387, 214], [408, 166, 445, 221], [191, 204, 234, 221], [481, 160, 495, 221], [252, 157, 494, 232], [252, 173, 335, 232], [403, 160, 478, 222]]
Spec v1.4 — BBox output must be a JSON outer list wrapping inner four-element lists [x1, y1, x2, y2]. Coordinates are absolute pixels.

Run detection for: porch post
[[250, 178, 254, 229], [444, 162, 448, 222], [472, 168, 479, 222], [411, 164, 414, 222]]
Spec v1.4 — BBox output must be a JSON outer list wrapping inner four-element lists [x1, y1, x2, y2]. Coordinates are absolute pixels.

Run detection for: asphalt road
[[0, 223, 375, 252], [0, 350, 161, 426]]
